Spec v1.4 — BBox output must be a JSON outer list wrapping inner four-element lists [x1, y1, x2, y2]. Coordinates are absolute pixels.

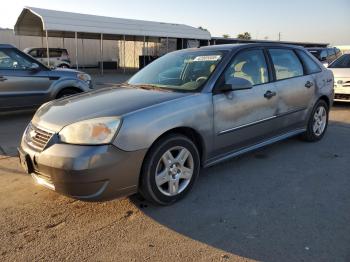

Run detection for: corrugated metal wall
[[0, 28, 171, 68]]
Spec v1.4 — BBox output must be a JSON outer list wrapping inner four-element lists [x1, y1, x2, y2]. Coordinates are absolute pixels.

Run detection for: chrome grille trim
[[25, 124, 55, 151]]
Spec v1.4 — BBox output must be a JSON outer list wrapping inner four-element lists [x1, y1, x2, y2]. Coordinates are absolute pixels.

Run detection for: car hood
[[47, 68, 83, 77], [32, 87, 191, 132], [329, 68, 350, 78]]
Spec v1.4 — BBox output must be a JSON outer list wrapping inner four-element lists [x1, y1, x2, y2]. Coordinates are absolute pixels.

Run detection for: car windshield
[[128, 50, 226, 92], [329, 54, 350, 68]]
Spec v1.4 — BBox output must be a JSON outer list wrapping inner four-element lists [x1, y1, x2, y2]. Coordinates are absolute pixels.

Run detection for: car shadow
[[130, 124, 350, 261]]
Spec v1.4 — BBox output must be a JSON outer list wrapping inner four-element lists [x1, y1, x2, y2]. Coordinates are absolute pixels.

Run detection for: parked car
[[328, 54, 350, 102], [307, 47, 342, 67], [0, 44, 92, 111], [19, 43, 334, 205], [24, 47, 71, 68]]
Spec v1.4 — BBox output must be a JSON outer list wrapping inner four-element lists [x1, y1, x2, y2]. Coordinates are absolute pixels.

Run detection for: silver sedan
[[19, 43, 334, 205]]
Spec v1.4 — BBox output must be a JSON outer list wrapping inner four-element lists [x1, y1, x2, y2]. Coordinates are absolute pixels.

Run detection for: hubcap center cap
[[169, 163, 180, 176]]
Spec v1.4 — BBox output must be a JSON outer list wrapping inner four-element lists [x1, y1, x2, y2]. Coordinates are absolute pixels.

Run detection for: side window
[[0, 49, 33, 70], [28, 49, 38, 58], [295, 50, 321, 74], [224, 49, 269, 86], [269, 49, 303, 80], [49, 49, 62, 58]]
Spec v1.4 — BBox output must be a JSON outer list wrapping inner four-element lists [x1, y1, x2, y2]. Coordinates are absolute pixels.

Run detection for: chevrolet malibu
[[19, 44, 334, 205]]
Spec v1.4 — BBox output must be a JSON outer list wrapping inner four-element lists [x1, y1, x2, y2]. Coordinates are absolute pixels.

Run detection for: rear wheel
[[56, 88, 81, 99], [139, 134, 200, 205], [301, 100, 329, 142]]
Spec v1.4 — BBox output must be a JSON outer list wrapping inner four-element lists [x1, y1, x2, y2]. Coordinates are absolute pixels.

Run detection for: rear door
[[213, 48, 279, 156], [267, 48, 316, 131], [0, 48, 51, 110]]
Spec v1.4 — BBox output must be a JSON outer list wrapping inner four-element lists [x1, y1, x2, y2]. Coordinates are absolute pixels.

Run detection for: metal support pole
[[181, 38, 184, 49], [62, 37, 65, 49], [133, 39, 136, 70], [75, 32, 78, 70], [45, 30, 50, 67], [208, 40, 210, 46], [123, 35, 126, 73], [166, 37, 169, 53], [100, 34, 103, 75], [143, 36, 146, 69], [82, 39, 84, 69]]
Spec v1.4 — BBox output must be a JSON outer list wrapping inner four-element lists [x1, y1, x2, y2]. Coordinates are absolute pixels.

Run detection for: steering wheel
[[196, 76, 208, 83]]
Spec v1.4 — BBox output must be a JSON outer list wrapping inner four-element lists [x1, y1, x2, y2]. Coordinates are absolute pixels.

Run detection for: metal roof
[[14, 7, 211, 40]]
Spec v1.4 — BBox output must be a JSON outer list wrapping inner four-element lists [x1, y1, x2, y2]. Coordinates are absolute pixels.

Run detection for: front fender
[[113, 93, 214, 159]]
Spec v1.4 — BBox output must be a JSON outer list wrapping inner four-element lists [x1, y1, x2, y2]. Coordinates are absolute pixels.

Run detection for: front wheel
[[139, 134, 200, 205], [301, 100, 329, 142]]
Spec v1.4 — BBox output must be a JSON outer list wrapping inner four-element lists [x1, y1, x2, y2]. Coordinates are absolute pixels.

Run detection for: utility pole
[[278, 32, 281, 41]]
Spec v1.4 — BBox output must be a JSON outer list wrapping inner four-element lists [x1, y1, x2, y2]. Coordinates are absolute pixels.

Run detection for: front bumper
[[334, 81, 350, 102], [19, 138, 147, 200]]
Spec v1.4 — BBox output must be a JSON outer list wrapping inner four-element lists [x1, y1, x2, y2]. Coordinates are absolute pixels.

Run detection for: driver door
[[0, 48, 51, 110], [213, 48, 279, 156]]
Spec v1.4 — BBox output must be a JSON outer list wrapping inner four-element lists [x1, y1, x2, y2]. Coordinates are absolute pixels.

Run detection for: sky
[[1, 0, 349, 45]]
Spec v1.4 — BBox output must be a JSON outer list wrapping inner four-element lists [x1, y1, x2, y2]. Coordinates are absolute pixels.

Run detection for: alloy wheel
[[155, 146, 194, 196]]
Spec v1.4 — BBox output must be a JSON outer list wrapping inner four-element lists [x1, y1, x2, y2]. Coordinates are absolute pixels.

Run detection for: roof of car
[[195, 43, 306, 51], [0, 44, 15, 48]]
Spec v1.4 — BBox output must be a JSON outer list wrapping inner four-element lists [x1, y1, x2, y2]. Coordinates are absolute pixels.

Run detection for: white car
[[23, 47, 71, 68], [328, 54, 350, 102]]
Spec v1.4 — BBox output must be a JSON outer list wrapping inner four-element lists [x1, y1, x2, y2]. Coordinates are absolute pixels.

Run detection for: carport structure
[[14, 7, 211, 73]]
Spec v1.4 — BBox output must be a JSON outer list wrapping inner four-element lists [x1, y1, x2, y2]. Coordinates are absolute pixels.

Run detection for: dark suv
[[0, 44, 92, 111], [307, 47, 342, 67]]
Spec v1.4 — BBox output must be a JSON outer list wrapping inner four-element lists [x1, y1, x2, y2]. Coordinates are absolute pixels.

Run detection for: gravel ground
[[0, 102, 349, 262]]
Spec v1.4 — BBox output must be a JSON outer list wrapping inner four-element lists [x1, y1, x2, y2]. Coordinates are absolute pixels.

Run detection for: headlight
[[77, 73, 91, 82], [59, 117, 121, 145]]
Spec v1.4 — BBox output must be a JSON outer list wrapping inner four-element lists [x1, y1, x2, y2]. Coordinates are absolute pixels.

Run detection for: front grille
[[25, 124, 54, 151], [334, 94, 350, 100], [343, 81, 350, 87]]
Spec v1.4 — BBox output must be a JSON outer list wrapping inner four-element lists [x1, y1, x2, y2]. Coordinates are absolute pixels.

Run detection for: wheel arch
[[147, 126, 205, 165], [318, 95, 330, 109], [55, 87, 83, 98]]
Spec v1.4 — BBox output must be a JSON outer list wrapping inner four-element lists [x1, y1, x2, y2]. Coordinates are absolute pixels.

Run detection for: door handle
[[0, 76, 7, 82], [305, 81, 314, 88], [264, 90, 276, 99]]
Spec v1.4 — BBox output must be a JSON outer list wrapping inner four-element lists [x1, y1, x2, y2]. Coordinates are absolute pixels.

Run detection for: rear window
[[296, 50, 322, 74], [269, 49, 303, 80]]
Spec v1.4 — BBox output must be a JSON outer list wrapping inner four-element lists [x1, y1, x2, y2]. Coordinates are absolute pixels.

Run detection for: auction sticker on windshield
[[193, 55, 222, 62]]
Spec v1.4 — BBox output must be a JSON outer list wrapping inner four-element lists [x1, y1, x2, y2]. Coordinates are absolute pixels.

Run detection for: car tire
[[56, 88, 81, 99], [139, 134, 200, 205], [301, 100, 329, 142]]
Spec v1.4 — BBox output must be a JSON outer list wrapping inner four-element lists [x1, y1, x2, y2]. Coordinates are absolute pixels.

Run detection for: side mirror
[[221, 77, 253, 92], [29, 63, 40, 72]]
